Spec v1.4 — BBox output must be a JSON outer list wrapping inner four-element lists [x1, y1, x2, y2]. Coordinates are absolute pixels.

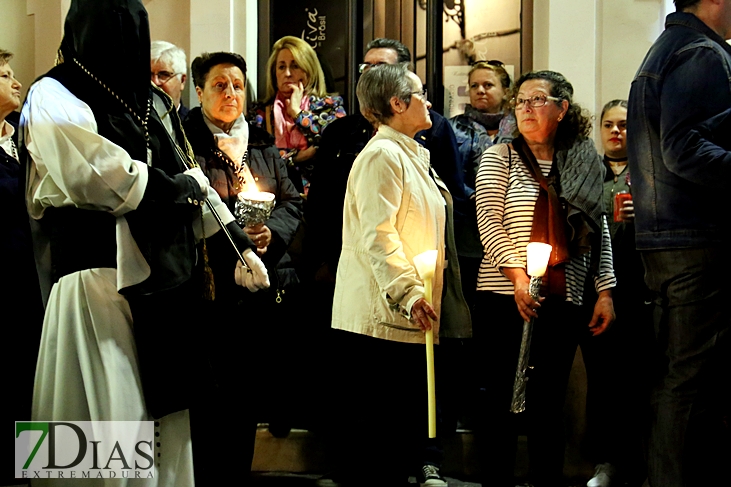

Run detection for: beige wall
[[534, 0, 666, 141], [2, 0, 671, 117], [0, 0, 257, 107], [598, 0, 667, 106]]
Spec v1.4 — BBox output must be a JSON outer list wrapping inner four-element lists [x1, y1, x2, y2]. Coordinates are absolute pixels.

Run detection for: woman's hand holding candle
[[411, 297, 438, 331], [504, 268, 544, 321], [244, 223, 272, 256]]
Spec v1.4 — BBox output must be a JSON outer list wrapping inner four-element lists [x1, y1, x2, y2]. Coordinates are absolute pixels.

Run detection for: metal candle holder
[[510, 274, 541, 414], [510, 242, 552, 414], [234, 191, 276, 227]]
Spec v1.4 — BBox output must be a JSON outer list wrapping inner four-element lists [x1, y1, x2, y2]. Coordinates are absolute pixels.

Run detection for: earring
[[557, 116, 563, 121]]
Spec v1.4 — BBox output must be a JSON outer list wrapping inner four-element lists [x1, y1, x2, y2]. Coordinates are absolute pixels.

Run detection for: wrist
[[597, 289, 613, 299], [502, 266, 529, 285]]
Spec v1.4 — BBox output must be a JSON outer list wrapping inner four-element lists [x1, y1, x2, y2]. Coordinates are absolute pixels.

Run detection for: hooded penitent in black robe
[[25, 0, 254, 420]]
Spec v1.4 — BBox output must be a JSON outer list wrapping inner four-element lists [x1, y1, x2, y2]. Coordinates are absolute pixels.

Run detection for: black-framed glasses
[[411, 86, 428, 100], [511, 94, 561, 110], [358, 62, 389, 74], [151, 70, 180, 84], [471, 59, 505, 67]]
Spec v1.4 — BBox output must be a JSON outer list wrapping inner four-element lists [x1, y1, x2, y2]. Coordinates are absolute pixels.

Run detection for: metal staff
[[203, 196, 249, 269], [510, 242, 552, 413], [168, 103, 250, 270]]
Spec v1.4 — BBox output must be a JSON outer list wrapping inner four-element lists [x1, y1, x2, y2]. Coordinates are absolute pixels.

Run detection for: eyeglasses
[[511, 94, 561, 110], [151, 70, 180, 84], [411, 86, 428, 101], [358, 62, 389, 74], [471, 59, 505, 67]]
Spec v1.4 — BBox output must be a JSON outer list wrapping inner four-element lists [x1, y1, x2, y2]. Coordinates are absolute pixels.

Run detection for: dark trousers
[[188, 296, 265, 486], [329, 330, 442, 486], [473, 291, 592, 487], [581, 290, 653, 485], [642, 247, 731, 487]]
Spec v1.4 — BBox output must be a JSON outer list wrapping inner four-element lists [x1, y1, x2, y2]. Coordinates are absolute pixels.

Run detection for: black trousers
[[328, 329, 442, 486], [188, 294, 266, 486], [473, 291, 593, 487], [581, 287, 653, 485]]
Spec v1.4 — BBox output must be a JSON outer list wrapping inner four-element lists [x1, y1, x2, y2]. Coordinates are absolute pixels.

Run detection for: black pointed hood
[[60, 0, 151, 114]]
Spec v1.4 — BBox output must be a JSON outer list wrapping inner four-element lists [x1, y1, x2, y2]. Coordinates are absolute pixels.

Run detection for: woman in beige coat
[[330, 62, 447, 486]]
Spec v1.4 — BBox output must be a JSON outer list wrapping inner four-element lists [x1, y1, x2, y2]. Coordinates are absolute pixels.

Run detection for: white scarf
[[203, 113, 258, 190]]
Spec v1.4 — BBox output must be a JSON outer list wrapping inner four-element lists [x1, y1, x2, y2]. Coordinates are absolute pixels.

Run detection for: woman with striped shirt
[[473, 71, 616, 487]]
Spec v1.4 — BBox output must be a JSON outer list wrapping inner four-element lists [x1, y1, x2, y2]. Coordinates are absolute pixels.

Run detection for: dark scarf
[[512, 135, 605, 296], [463, 104, 505, 131]]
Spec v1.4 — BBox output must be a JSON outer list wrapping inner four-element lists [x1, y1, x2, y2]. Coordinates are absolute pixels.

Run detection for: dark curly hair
[[191, 51, 247, 89], [515, 70, 592, 149]]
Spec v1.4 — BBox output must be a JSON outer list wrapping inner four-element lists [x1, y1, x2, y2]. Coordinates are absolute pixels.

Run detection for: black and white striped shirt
[[475, 143, 616, 305]]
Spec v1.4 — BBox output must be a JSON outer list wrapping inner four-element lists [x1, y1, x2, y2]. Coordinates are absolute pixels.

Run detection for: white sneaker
[[587, 463, 617, 487]]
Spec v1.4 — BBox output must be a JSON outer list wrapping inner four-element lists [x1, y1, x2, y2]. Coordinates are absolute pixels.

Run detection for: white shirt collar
[[0, 119, 15, 140], [0, 120, 17, 160]]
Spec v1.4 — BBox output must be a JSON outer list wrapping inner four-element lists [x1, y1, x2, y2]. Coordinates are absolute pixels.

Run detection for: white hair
[[150, 40, 187, 75]]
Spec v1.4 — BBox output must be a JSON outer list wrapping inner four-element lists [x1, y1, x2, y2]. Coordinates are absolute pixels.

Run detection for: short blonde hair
[[264, 36, 327, 103]]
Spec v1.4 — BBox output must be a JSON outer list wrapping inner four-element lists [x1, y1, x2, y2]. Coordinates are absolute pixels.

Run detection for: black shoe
[[417, 464, 447, 487]]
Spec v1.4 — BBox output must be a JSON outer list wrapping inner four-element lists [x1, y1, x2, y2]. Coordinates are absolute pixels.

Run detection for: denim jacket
[[628, 12, 731, 250]]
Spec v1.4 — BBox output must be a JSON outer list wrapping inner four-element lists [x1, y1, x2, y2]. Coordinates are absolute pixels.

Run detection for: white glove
[[234, 248, 270, 292], [184, 167, 209, 200]]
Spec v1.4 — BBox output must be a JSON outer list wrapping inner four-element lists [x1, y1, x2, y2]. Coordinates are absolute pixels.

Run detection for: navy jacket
[[628, 12, 731, 249]]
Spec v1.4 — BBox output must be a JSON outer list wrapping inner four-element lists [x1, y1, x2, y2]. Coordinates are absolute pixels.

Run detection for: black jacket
[[1, 115, 44, 425], [184, 107, 304, 290]]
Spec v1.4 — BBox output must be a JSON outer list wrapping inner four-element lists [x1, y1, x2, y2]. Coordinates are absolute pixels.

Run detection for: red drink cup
[[614, 191, 632, 222]]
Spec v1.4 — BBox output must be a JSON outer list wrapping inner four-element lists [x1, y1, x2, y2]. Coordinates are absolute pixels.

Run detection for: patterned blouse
[[249, 94, 346, 149]]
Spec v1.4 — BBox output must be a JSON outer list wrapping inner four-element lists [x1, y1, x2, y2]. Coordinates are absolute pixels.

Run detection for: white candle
[[237, 191, 275, 203], [413, 249, 439, 439], [526, 242, 552, 277]]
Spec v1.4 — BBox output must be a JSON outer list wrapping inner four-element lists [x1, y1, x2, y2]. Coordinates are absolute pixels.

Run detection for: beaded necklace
[[215, 148, 251, 189], [72, 57, 153, 165], [9, 138, 18, 160]]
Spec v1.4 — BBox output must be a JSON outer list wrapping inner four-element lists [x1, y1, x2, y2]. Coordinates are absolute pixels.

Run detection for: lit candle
[[413, 249, 438, 439], [526, 242, 552, 277], [234, 191, 276, 227]]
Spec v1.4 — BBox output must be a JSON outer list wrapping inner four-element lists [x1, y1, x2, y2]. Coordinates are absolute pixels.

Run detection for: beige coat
[[332, 124, 446, 344]]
